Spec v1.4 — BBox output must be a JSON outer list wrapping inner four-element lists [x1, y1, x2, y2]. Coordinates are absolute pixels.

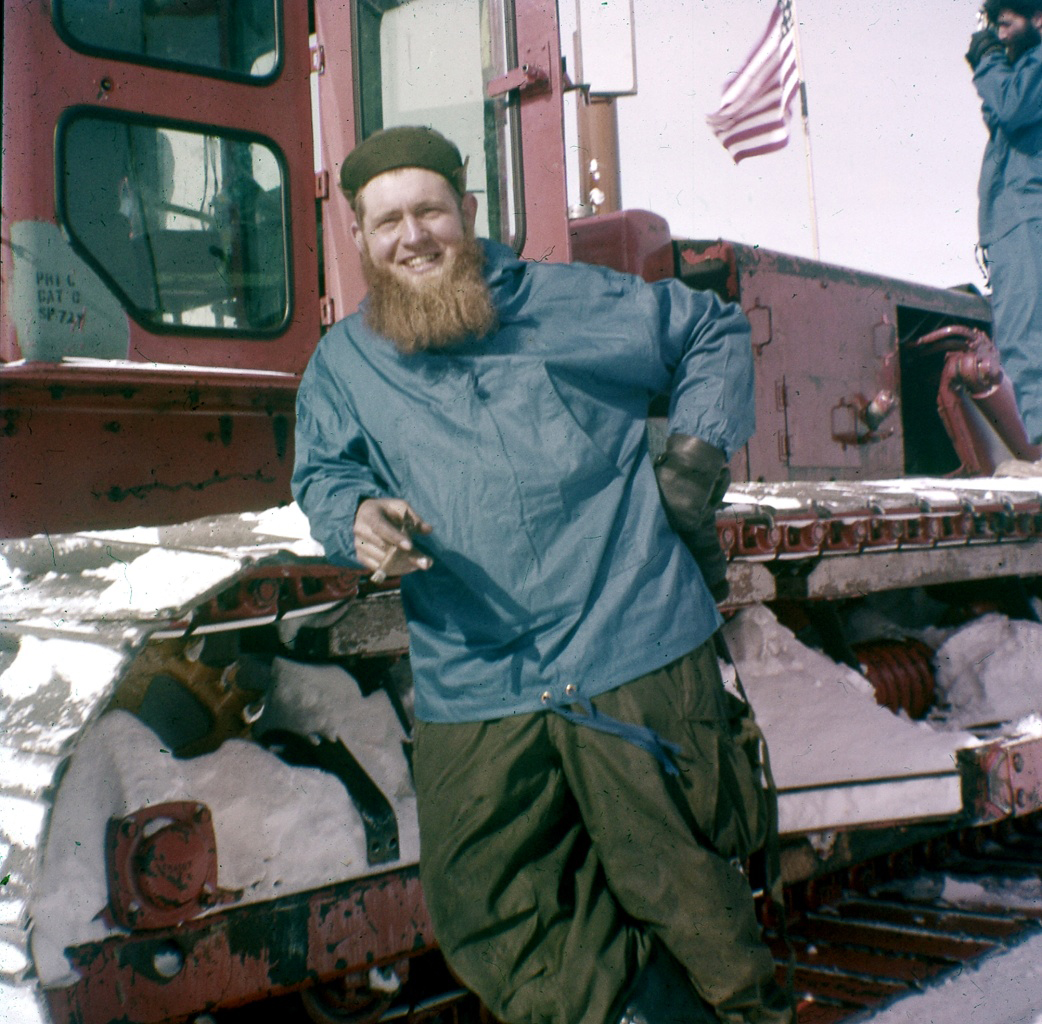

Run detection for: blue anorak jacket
[[292, 240, 755, 723], [974, 43, 1042, 245]]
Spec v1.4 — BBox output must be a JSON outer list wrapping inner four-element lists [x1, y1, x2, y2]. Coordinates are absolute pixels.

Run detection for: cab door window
[[355, 0, 523, 248], [54, 0, 280, 81], [58, 111, 290, 335]]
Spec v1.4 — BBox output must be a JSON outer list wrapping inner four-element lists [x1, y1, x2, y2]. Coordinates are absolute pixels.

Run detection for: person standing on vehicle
[[292, 126, 791, 1024], [967, 0, 1042, 452]]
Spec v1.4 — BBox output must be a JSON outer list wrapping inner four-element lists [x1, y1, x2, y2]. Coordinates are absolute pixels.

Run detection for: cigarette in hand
[[370, 509, 418, 584], [370, 546, 398, 584]]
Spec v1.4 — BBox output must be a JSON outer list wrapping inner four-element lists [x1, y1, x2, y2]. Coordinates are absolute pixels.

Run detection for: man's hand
[[967, 28, 1003, 69], [354, 498, 433, 581]]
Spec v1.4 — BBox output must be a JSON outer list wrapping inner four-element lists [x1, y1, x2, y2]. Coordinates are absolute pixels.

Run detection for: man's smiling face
[[351, 167, 478, 285], [349, 166, 495, 353]]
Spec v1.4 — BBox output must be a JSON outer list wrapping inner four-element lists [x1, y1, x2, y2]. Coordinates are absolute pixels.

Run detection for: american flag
[[706, 1, 800, 164]]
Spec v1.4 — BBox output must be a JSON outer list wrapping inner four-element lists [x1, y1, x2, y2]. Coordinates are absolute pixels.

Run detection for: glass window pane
[[357, 0, 522, 248], [59, 113, 290, 335], [55, 0, 280, 80]]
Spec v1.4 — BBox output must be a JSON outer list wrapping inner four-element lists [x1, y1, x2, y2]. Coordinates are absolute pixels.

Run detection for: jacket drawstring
[[548, 699, 683, 776]]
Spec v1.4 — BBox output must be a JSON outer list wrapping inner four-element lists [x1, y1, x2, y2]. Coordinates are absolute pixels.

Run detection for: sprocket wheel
[[299, 962, 409, 1024]]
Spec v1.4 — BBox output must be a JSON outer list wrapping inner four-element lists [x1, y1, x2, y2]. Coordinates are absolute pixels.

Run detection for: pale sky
[[603, 0, 988, 289]]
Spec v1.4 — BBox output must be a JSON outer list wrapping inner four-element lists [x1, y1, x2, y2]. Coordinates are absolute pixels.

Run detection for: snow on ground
[[856, 874, 1042, 1024], [859, 930, 1042, 1024]]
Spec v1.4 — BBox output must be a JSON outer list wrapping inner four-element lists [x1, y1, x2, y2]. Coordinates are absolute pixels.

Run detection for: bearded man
[[967, 1, 1042, 458], [292, 126, 790, 1024]]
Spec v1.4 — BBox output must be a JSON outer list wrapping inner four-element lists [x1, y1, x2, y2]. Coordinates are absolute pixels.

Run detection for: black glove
[[966, 28, 1003, 69], [679, 513, 731, 603], [654, 434, 732, 602], [653, 434, 728, 531]]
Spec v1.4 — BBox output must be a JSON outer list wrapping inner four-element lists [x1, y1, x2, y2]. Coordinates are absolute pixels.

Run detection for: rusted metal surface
[[798, 917, 997, 961], [175, 565, 364, 635], [45, 869, 434, 1024], [0, 364, 299, 537], [775, 934, 951, 987], [510, 0, 572, 265], [914, 325, 1040, 473], [106, 802, 239, 930], [960, 733, 1042, 822], [717, 478, 1042, 604], [328, 590, 412, 658], [788, 970, 905, 1017], [833, 899, 1029, 940], [676, 242, 992, 484], [138, 819, 1040, 1024], [678, 242, 741, 300]]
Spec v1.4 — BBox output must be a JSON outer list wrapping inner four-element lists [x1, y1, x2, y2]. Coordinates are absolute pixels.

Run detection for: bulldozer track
[[208, 819, 1042, 1024], [768, 818, 1042, 1022]]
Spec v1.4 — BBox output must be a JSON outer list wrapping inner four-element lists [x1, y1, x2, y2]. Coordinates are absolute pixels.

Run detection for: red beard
[[360, 234, 497, 354]]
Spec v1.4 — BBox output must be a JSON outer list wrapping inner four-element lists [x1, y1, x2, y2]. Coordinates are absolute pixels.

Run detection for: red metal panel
[[1, 2, 320, 372], [45, 870, 435, 1024], [313, 3, 367, 323], [513, 0, 571, 265], [961, 733, 1042, 822], [673, 241, 992, 484], [569, 210, 674, 281], [0, 364, 296, 535], [739, 253, 902, 480], [1, 4, 319, 536]]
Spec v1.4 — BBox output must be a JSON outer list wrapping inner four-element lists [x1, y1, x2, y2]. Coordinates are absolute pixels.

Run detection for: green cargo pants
[[413, 640, 775, 1024]]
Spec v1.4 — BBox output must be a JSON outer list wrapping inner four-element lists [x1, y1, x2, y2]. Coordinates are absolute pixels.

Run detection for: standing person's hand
[[354, 499, 433, 580], [966, 28, 1003, 69]]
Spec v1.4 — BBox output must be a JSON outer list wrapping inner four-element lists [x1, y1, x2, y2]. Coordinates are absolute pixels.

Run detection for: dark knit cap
[[983, 0, 1042, 21], [339, 126, 467, 203]]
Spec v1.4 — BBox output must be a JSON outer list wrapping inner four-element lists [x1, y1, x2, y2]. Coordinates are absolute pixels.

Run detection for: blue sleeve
[[291, 345, 389, 566], [650, 279, 755, 459], [974, 48, 1042, 134]]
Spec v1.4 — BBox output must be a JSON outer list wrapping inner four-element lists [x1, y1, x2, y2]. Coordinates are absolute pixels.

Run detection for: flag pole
[[785, 0, 821, 259]]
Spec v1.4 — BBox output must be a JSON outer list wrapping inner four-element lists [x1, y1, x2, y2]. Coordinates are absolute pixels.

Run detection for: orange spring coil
[[850, 638, 936, 720]]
